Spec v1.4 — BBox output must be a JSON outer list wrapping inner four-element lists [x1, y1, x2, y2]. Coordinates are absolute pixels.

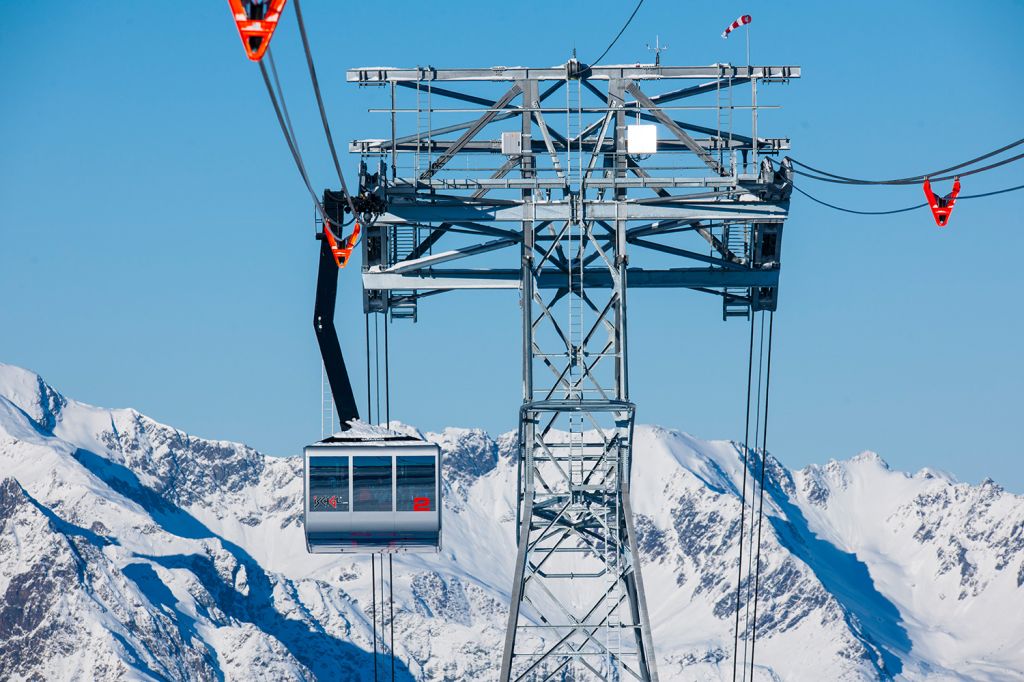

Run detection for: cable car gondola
[[304, 433, 441, 553]]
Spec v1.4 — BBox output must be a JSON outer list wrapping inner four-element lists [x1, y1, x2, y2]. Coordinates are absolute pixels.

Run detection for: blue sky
[[2, 1, 1022, 491]]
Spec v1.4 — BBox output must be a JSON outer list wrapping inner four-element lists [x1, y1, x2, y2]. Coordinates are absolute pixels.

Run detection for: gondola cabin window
[[397, 455, 435, 511], [308, 456, 349, 512], [353, 456, 392, 511]]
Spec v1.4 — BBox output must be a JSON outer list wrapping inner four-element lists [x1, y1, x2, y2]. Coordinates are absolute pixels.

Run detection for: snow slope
[[0, 362, 1021, 681]]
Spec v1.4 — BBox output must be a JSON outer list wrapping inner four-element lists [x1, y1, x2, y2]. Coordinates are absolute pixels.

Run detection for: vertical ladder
[[603, 440, 623, 681], [716, 72, 734, 171], [414, 73, 431, 178], [723, 223, 751, 320], [388, 225, 419, 321], [321, 362, 335, 438]]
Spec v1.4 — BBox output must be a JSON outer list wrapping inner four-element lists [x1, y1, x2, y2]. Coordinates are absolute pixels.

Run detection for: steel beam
[[348, 65, 800, 82], [377, 201, 789, 224], [362, 266, 779, 291], [350, 137, 791, 154]]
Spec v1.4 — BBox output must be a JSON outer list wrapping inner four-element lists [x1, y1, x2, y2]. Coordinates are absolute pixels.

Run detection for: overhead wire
[[371, 556, 379, 680], [258, 55, 334, 226], [380, 555, 386, 668], [731, 313, 757, 682], [792, 151, 1024, 185], [788, 137, 1024, 185], [389, 554, 396, 682], [292, 0, 358, 218], [742, 312, 767, 679], [748, 312, 775, 680], [791, 182, 1024, 216], [267, 51, 302, 172], [791, 184, 925, 216], [364, 302, 395, 678], [591, 0, 645, 67]]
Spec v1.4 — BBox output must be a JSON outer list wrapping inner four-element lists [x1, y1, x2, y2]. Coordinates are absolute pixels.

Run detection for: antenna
[[646, 35, 668, 66]]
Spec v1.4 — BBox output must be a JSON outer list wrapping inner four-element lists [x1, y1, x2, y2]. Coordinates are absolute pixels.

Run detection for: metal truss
[[349, 59, 798, 680]]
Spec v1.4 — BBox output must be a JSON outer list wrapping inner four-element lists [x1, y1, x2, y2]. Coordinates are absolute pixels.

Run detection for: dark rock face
[[634, 512, 670, 562], [411, 572, 472, 627], [0, 476, 221, 682], [0, 477, 23, 519], [438, 429, 499, 480], [100, 412, 266, 507]]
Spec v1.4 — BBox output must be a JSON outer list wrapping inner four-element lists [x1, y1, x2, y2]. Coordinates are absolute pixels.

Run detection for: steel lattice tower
[[347, 60, 799, 681]]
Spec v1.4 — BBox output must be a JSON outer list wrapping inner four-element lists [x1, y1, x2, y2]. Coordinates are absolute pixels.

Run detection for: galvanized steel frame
[[348, 60, 797, 680]]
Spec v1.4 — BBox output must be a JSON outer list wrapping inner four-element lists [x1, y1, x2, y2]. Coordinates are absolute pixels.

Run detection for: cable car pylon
[[222, 0, 800, 675], [345, 59, 799, 679]]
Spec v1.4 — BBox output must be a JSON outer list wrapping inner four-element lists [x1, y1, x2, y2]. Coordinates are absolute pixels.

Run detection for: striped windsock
[[722, 14, 752, 39]]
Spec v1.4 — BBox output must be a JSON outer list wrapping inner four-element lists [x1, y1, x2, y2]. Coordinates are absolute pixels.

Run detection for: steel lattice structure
[[346, 60, 799, 681]]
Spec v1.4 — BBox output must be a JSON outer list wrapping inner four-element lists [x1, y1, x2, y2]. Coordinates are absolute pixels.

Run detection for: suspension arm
[[314, 236, 360, 429]]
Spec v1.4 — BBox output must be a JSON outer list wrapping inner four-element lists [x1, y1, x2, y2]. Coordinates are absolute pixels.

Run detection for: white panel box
[[501, 131, 523, 155], [626, 124, 658, 154]]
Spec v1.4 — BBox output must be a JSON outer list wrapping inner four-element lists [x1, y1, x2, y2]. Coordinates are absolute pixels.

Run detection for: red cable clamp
[[227, 0, 287, 62], [323, 222, 361, 269], [922, 176, 961, 227]]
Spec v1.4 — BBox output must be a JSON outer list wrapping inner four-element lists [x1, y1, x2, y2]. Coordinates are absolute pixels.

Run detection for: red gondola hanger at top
[[324, 222, 361, 269], [228, 0, 288, 61], [922, 176, 962, 227]]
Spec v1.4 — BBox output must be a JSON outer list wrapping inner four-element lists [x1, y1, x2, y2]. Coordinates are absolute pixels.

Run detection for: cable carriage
[[304, 434, 442, 553]]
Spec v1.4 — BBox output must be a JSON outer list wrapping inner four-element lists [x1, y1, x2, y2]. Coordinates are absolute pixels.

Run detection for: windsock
[[722, 14, 752, 39]]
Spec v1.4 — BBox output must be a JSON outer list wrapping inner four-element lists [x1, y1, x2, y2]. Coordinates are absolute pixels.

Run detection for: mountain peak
[[848, 449, 890, 469], [0, 363, 65, 432], [2, 365, 1022, 680]]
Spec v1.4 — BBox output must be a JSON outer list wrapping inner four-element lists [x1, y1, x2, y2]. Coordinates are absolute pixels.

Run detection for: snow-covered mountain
[[1, 362, 1022, 681]]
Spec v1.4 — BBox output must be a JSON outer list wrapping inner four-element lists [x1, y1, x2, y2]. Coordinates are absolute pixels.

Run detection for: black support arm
[[313, 235, 360, 430]]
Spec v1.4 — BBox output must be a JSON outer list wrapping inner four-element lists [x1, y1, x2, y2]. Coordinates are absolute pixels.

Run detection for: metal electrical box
[[626, 124, 658, 154], [501, 131, 523, 155]]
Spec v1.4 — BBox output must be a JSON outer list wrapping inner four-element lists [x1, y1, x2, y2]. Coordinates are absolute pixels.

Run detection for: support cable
[[258, 56, 333, 225], [791, 182, 1024, 216], [742, 312, 767, 678], [365, 313, 373, 424], [748, 312, 775, 680], [731, 313, 757, 682], [591, 0, 645, 67], [375, 315, 381, 425], [390, 554, 396, 682], [364, 307, 396, 678], [793, 151, 1024, 186], [292, 0, 358, 218], [788, 137, 1024, 185], [385, 313, 391, 427], [380, 554, 386, 656], [371, 556, 379, 681], [267, 51, 301, 169]]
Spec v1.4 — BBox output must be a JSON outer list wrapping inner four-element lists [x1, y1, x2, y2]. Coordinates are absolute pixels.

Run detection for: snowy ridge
[[1, 362, 1022, 681]]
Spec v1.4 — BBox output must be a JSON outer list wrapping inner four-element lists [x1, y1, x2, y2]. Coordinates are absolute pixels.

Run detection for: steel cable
[[748, 311, 775, 680], [371, 556, 379, 680], [788, 137, 1024, 185], [389, 554, 396, 681], [742, 313, 767, 679], [591, 0, 645, 67], [791, 182, 1024, 216], [731, 313, 757, 682], [258, 56, 334, 225], [792, 151, 1024, 186], [292, 0, 358, 218]]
